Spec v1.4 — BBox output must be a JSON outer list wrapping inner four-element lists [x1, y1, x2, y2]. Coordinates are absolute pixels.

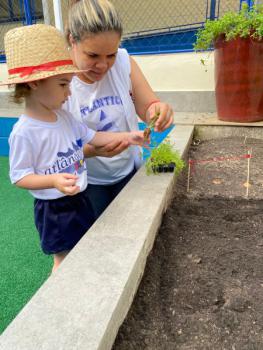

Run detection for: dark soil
[[113, 137, 263, 350]]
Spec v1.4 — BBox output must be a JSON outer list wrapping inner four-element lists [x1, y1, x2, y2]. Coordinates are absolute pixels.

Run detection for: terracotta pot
[[214, 35, 263, 122]]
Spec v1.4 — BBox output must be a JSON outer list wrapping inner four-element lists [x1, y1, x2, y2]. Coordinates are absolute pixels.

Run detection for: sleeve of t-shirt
[[115, 48, 131, 90], [74, 118, 96, 145], [9, 134, 35, 184]]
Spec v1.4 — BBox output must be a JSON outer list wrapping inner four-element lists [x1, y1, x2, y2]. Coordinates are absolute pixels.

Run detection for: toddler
[[2, 24, 147, 272]]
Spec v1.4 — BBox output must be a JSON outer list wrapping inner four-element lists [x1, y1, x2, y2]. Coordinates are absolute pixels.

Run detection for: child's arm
[[90, 130, 146, 148], [83, 130, 147, 158], [84, 139, 129, 158], [9, 133, 80, 195], [16, 173, 80, 196], [74, 115, 148, 158]]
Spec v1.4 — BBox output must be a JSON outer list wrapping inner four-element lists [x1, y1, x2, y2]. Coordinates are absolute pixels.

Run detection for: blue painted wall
[[1, 29, 198, 62], [0, 117, 18, 156], [121, 29, 198, 55]]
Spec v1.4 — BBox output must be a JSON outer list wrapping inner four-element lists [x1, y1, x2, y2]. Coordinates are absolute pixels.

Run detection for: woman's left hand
[[147, 102, 174, 132]]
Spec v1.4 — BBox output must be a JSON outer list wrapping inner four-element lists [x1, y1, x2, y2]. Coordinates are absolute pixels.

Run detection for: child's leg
[[52, 250, 69, 272]]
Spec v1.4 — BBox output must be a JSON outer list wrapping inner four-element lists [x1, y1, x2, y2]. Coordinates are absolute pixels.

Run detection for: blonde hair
[[66, 0, 123, 44], [12, 83, 31, 104]]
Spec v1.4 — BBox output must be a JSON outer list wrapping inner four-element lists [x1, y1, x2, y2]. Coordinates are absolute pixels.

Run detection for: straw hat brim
[[0, 65, 84, 86]]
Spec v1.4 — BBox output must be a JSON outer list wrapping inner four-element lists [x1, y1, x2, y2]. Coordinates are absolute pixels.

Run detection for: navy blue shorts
[[34, 188, 95, 255]]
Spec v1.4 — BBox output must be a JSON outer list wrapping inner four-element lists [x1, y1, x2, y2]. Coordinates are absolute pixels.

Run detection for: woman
[[63, 0, 174, 219]]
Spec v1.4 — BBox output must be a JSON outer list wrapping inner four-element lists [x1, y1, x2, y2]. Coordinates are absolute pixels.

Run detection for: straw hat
[[1, 24, 80, 85]]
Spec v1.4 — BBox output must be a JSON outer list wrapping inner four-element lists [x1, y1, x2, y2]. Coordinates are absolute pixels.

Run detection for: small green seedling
[[145, 139, 185, 175], [143, 107, 160, 142]]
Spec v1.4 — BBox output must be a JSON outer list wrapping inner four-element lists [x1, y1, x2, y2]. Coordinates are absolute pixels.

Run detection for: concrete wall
[[0, 51, 214, 91], [0, 50, 215, 114], [133, 51, 214, 91], [0, 50, 215, 112]]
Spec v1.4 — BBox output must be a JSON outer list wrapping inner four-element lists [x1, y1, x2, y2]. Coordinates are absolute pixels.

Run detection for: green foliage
[[145, 140, 185, 175], [194, 4, 263, 51]]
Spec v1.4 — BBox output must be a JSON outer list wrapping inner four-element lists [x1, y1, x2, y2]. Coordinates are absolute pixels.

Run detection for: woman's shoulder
[[111, 48, 131, 79], [117, 47, 129, 59], [116, 48, 130, 66]]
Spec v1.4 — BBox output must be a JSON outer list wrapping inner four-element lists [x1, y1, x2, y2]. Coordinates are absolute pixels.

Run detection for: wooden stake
[[187, 160, 191, 192], [246, 149, 251, 198]]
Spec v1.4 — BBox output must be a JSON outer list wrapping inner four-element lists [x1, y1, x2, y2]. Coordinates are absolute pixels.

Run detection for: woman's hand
[[146, 102, 174, 132]]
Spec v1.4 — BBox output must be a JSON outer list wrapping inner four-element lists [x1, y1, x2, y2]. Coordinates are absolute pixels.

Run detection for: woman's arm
[[130, 56, 157, 122], [130, 57, 174, 132]]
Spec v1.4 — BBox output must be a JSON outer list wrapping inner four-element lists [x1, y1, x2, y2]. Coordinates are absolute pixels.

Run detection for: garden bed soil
[[113, 137, 263, 350]]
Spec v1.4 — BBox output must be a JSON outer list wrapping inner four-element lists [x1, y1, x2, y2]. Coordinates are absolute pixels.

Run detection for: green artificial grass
[[0, 157, 52, 334]]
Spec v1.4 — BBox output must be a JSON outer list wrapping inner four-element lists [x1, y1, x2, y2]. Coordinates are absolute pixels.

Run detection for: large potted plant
[[194, 4, 263, 122]]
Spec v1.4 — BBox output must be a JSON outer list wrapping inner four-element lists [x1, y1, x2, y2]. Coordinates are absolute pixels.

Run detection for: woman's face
[[70, 31, 121, 84]]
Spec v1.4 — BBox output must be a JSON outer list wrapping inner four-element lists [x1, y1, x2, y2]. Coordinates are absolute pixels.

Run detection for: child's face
[[34, 73, 74, 110], [70, 31, 120, 84]]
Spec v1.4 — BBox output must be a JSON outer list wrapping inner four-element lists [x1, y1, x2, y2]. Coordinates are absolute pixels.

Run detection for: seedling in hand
[[143, 106, 160, 142]]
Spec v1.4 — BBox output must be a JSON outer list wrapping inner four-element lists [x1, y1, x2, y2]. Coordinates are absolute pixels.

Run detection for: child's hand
[[53, 173, 80, 195]]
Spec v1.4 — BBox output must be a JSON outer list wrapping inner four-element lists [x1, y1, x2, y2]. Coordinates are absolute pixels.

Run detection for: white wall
[[133, 51, 214, 91], [0, 63, 9, 92], [0, 51, 215, 93]]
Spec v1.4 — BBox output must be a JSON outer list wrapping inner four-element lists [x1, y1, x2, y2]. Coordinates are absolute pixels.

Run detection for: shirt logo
[[44, 139, 86, 175], [96, 110, 119, 132]]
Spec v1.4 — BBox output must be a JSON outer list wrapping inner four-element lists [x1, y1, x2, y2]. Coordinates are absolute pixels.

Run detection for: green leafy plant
[[194, 4, 263, 51], [145, 139, 185, 175]]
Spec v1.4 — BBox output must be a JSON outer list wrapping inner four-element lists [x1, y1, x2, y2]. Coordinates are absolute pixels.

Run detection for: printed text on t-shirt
[[80, 96, 123, 116]]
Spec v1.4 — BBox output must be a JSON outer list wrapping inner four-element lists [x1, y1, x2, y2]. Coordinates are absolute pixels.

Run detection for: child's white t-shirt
[[63, 48, 140, 185], [9, 110, 95, 200]]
